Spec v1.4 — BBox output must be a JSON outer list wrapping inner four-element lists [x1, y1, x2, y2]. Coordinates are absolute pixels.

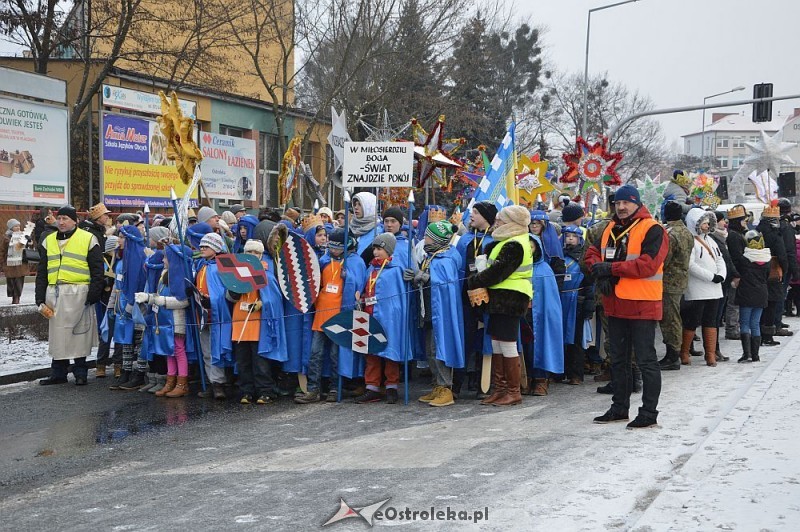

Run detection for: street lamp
[[582, 0, 642, 139], [701, 85, 746, 167]]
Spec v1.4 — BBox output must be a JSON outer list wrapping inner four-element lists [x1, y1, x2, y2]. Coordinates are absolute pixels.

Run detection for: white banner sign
[[200, 132, 257, 201], [342, 142, 414, 187], [102, 85, 196, 119], [0, 96, 69, 206]]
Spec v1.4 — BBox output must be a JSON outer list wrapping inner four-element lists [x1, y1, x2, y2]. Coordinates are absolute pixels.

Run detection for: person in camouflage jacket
[[658, 201, 695, 370]]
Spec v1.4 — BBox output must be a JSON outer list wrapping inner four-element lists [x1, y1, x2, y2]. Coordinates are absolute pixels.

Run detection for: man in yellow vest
[[584, 185, 668, 429], [35, 205, 105, 386]]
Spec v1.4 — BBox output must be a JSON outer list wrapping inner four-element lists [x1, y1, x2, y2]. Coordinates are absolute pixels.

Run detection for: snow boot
[[480, 354, 507, 405], [532, 378, 549, 397], [737, 333, 751, 363], [109, 370, 130, 390], [165, 376, 189, 398], [95, 364, 107, 378], [148, 374, 168, 394], [138, 372, 158, 393], [494, 357, 522, 406], [419, 386, 442, 403], [702, 327, 717, 367], [659, 346, 681, 370], [155, 375, 177, 397], [429, 387, 455, 407], [119, 371, 146, 390], [680, 329, 694, 365], [751, 335, 761, 362]]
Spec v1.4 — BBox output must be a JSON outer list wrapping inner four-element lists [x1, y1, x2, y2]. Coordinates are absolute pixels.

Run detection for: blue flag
[[463, 122, 516, 222]]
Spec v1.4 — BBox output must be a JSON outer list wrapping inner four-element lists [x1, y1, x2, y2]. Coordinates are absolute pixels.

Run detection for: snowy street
[[0, 322, 798, 530]]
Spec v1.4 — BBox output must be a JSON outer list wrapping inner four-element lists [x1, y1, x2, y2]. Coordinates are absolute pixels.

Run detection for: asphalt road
[[1, 331, 799, 531]]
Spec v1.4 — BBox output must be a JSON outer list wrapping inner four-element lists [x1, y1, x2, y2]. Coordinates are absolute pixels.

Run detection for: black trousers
[[681, 298, 720, 329], [608, 317, 661, 421], [234, 341, 275, 397], [565, 318, 585, 381]]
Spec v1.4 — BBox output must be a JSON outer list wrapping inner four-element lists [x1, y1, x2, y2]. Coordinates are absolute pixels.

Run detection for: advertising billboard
[[200, 132, 257, 201], [101, 112, 196, 208], [0, 96, 69, 206]]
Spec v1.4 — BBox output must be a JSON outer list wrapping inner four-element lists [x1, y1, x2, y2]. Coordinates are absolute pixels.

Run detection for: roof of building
[[682, 112, 786, 137]]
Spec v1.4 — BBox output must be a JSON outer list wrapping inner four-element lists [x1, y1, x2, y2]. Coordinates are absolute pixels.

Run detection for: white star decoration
[[634, 174, 669, 217], [731, 130, 796, 201]]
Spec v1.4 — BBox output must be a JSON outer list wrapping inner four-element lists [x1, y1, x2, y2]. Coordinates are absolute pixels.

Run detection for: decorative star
[[687, 172, 720, 209], [730, 130, 796, 201], [516, 154, 553, 206], [560, 136, 623, 194], [358, 109, 409, 142], [410, 115, 464, 187], [634, 174, 669, 217]]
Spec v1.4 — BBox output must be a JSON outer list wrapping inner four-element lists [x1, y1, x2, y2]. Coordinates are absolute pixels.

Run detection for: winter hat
[[104, 235, 119, 254], [371, 232, 397, 255], [614, 185, 641, 206], [745, 230, 765, 249], [149, 226, 171, 245], [116, 212, 138, 225], [561, 224, 584, 245], [199, 232, 226, 254], [6, 218, 20, 231], [382, 206, 405, 224], [328, 228, 355, 251], [472, 201, 498, 226], [663, 201, 683, 222], [56, 205, 78, 222], [561, 202, 585, 223], [197, 206, 219, 224], [88, 203, 110, 221], [243, 238, 265, 255], [229, 204, 246, 215], [318, 207, 334, 220], [714, 211, 725, 223], [498, 205, 531, 228], [425, 221, 457, 249], [221, 210, 237, 227]]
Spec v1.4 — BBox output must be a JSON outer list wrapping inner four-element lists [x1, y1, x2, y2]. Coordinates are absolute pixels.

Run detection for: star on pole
[[410, 115, 464, 188], [730, 129, 796, 200], [634, 174, 669, 217]]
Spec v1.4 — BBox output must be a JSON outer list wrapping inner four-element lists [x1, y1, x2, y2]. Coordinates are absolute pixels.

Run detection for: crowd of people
[[18, 171, 800, 430]]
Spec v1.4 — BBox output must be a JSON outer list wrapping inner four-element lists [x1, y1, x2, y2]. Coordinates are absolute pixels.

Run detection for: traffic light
[[753, 83, 773, 123]]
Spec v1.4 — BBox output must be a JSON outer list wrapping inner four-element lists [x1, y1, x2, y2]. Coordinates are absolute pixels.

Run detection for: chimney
[[711, 112, 736, 123]]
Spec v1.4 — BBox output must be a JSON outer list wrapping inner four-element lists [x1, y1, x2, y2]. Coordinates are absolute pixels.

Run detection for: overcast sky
[[521, 0, 800, 152]]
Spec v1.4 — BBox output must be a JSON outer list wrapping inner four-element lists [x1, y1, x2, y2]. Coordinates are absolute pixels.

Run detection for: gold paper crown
[[727, 205, 746, 219], [427, 207, 447, 223], [673, 170, 691, 188], [301, 213, 323, 232], [746, 235, 765, 249], [762, 206, 780, 218], [89, 203, 110, 220]]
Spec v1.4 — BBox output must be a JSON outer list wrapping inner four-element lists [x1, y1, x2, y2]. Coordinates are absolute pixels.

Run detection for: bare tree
[[0, 0, 73, 74]]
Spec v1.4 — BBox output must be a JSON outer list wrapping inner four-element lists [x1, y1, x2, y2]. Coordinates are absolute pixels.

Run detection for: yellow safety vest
[[488, 233, 533, 297], [45, 228, 93, 285]]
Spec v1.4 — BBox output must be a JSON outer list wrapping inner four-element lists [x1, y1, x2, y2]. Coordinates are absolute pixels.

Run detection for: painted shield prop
[[322, 310, 388, 354], [216, 253, 268, 294], [275, 235, 321, 313]]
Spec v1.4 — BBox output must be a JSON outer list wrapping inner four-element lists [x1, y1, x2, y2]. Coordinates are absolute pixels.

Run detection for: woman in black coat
[[735, 231, 771, 362], [757, 212, 789, 345]]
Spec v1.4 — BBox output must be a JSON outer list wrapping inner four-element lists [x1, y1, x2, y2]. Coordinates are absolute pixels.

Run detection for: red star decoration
[[560, 136, 623, 189], [410, 115, 463, 187]]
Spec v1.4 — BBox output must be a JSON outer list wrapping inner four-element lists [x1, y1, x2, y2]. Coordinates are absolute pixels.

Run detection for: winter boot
[[138, 372, 158, 393], [165, 376, 189, 398], [481, 354, 507, 405], [680, 329, 694, 365], [737, 333, 752, 363], [148, 374, 168, 394], [751, 335, 761, 362], [113, 364, 122, 379], [109, 370, 131, 390], [658, 346, 681, 370], [430, 387, 455, 407], [155, 375, 177, 396], [702, 327, 718, 367], [532, 378, 549, 397], [419, 386, 442, 403], [119, 371, 146, 390], [95, 364, 107, 378], [494, 357, 522, 406], [212, 383, 227, 400], [761, 326, 780, 346], [689, 339, 703, 357], [715, 339, 729, 362]]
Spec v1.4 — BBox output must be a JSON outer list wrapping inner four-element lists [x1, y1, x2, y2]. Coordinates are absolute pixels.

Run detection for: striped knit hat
[[424, 221, 456, 250]]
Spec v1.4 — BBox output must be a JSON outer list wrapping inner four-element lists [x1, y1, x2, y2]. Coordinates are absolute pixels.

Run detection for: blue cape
[[530, 235, 564, 373], [165, 244, 193, 303], [141, 280, 197, 362], [200, 261, 234, 367], [303, 224, 327, 258], [187, 222, 213, 249], [119, 225, 147, 306], [144, 250, 164, 293], [428, 247, 465, 368], [560, 255, 584, 345], [455, 229, 494, 356], [368, 259, 408, 362], [112, 259, 134, 344], [256, 255, 288, 362], [319, 251, 367, 378], [529, 210, 564, 261], [233, 215, 259, 253]]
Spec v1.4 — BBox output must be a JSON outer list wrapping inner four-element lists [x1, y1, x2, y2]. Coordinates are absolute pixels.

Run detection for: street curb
[[0, 361, 98, 386]]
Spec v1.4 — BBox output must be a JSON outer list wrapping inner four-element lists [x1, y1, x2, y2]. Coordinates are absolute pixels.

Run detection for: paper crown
[[427, 207, 447, 222], [673, 170, 691, 188], [301, 213, 323, 232], [762, 206, 780, 218], [88, 203, 110, 220], [727, 205, 747, 219]]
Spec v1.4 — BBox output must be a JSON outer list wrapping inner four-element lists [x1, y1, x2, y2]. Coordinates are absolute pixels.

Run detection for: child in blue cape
[[560, 225, 594, 385], [406, 221, 465, 407]]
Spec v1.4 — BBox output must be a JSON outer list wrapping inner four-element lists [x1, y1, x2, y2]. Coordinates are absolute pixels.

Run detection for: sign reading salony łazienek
[[0, 96, 69, 206], [342, 142, 414, 187]]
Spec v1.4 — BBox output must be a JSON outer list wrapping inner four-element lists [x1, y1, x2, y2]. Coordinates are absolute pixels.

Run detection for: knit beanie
[[472, 201, 498, 226], [57, 205, 78, 222], [104, 235, 119, 254], [382, 206, 405, 224], [229, 204, 246, 215], [7, 218, 20, 231], [328, 228, 355, 251], [663, 201, 683, 222], [424, 221, 457, 249], [197, 206, 218, 224], [243, 238, 265, 255], [149, 226, 171, 245], [614, 185, 641, 205], [561, 202, 585, 223], [199, 232, 226, 253], [221, 211, 237, 227], [371, 232, 396, 255]]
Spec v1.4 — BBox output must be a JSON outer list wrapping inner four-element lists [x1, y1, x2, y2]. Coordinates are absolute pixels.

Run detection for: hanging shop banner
[[101, 112, 196, 208], [200, 132, 257, 201], [0, 96, 69, 206], [102, 85, 196, 119]]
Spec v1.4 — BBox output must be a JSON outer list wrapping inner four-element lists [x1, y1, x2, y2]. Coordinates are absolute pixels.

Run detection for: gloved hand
[[134, 292, 149, 304], [249, 300, 263, 312], [712, 274, 724, 284], [414, 271, 431, 286], [402, 268, 415, 282], [597, 277, 615, 296], [592, 262, 613, 278]]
